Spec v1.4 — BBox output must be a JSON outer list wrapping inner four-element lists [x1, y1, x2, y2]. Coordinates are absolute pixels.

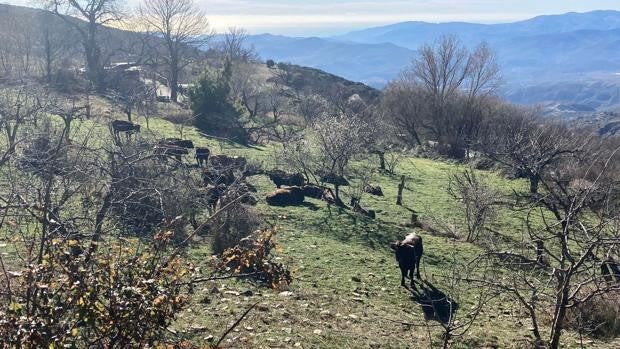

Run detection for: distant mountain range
[[244, 11, 620, 111]]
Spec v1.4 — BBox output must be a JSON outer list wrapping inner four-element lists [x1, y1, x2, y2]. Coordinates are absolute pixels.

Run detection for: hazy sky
[[3, 0, 620, 36]]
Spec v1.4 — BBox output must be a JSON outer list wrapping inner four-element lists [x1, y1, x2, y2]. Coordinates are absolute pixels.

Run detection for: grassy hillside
[[48, 96, 617, 348]]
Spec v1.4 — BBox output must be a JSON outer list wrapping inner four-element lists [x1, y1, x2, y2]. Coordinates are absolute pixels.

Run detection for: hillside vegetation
[[0, 2, 619, 349]]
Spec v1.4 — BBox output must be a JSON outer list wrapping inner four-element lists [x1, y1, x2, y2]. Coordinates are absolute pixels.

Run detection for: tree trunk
[[378, 152, 386, 171], [85, 19, 103, 90], [529, 175, 540, 194], [170, 55, 179, 103], [548, 273, 571, 349], [396, 175, 405, 206]]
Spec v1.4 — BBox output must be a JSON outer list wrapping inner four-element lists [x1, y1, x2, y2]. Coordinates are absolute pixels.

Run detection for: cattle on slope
[[269, 170, 305, 188], [266, 187, 305, 207], [195, 147, 210, 167], [390, 233, 424, 287], [110, 120, 141, 140]]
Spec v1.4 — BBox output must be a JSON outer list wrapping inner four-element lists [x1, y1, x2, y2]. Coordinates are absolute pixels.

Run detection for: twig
[[183, 272, 259, 285], [215, 302, 258, 348]]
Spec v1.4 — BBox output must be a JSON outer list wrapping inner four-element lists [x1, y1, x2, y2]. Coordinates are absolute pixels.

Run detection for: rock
[[294, 343, 301, 347], [191, 325, 207, 333], [282, 327, 292, 334], [279, 291, 294, 297], [313, 329, 322, 335]]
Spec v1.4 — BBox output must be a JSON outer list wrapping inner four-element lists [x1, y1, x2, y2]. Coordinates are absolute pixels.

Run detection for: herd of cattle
[[110, 119, 425, 287], [109, 120, 620, 289]]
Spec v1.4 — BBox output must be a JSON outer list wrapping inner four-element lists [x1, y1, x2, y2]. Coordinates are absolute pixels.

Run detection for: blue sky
[[3, 0, 620, 36]]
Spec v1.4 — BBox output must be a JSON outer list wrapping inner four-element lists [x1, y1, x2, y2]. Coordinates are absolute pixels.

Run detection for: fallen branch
[[215, 302, 258, 348]]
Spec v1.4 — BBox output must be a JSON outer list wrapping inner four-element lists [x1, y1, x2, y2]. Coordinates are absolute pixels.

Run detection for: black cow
[[195, 147, 210, 167], [601, 257, 620, 286], [364, 184, 384, 196], [111, 120, 141, 139], [156, 138, 194, 162], [269, 170, 305, 188], [163, 138, 194, 149], [390, 233, 424, 287], [154, 144, 189, 162], [302, 184, 324, 199]]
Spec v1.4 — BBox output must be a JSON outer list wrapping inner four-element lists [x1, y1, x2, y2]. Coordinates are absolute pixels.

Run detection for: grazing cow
[[302, 184, 324, 199], [601, 257, 620, 286], [154, 144, 188, 162], [111, 120, 141, 139], [390, 233, 424, 287], [364, 185, 384, 196], [162, 138, 194, 149], [155, 138, 194, 162], [350, 198, 376, 219], [266, 187, 304, 206], [195, 147, 210, 167], [319, 172, 350, 187], [205, 184, 227, 211], [269, 170, 305, 188]]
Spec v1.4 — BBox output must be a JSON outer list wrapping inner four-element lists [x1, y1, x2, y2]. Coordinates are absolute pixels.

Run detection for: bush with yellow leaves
[[211, 229, 292, 290], [0, 230, 196, 347]]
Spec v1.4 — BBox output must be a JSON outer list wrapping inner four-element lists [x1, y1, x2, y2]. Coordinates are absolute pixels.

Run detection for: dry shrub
[[210, 229, 292, 290], [210, 202, 262, 254], [0, 229, 194, 347], [565, 290, 620, 339]]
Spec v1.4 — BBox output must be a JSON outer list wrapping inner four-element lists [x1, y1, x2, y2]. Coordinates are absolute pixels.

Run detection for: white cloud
[[3, 0, 620, 35]]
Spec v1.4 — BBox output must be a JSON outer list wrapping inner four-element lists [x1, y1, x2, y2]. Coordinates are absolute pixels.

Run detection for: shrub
[[211, 229, 292, 290], [189, 59, 250, 144], [448, 168, 502, 242], [210, 201, 262, 255], [565, 291, 620, 338], [0, 229, 195, 347]]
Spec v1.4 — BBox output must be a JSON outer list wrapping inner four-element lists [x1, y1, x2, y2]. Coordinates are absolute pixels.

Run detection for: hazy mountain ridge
[[247, 11, 620, 111]]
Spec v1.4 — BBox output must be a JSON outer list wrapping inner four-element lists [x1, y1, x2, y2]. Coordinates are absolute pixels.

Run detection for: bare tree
[[312, 113, 369, 199], [0, 86, 47, 167], [139, 0, 212, 102], [216, 27, 258, 63], [41, 0, 123, 89], [471, 142, 620, 348], [481, 105, 588, 193], [448, 168, 502, 242], [388, 36, 500, 156]]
